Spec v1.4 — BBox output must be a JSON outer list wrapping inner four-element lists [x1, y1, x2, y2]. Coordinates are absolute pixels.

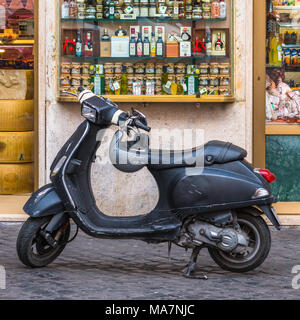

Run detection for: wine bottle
[[156, 27, 164, 57], [136, 32, 143, 57], [76, 31, 82, 57], [143, 28, 150, 57], [129, 28, 136, 57]]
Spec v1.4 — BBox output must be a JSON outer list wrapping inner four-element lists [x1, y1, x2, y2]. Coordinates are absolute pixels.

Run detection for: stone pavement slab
[[0, 222, 299, 300]]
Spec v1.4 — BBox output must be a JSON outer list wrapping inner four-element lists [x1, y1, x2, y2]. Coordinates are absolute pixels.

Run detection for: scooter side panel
[[167, 163, 275, 213]]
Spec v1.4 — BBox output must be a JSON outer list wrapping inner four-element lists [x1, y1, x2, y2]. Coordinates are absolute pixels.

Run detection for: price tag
[[113, 81, 120, 91], [165, 81, 171, 89]]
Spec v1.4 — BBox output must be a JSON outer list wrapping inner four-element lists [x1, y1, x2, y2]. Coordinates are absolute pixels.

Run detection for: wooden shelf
[[57, 95, 235, 103], [266, 124, 300, 135], [0, 39, 34, 45]]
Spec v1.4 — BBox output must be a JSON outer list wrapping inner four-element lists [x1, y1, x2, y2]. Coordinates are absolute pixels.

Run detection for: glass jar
[[105, 76, 115, 95], [61, 63, 72, 75], [85, 5, 96, 19], [60, 76, 71, 87], [202, 10, 211, 19], [176, 75, 186, 95], [82, 75, 91, 87], [104, 63, 114, 74], [114, 75, 122, 95], [199, 75, 209, 86], [140, 5, 149, 17], [146, 63, 155, 74], [155, 64, 164, 75], [82, 63, 91, 75], [199, 63, 209, 74], [219, 63, 230, 75], [209, 75, 219, 86], [219, 76, 230, 86], [71, 75, 82, 87], [219, 86, 231, 96], [166, 63, 175, 74], [145, 76, 155, 95], [71, 63, 81, 75], [149, 4, 156, 17], [210, 63, 219, 75], [135, 63, 145, 74], [175, 63, 186, 74], [77, 10, 85, 19], [132, 77, 144, 95], [133, 5, 140, 16], [125, 63, 134, 74], [114, 63, 123, 74]]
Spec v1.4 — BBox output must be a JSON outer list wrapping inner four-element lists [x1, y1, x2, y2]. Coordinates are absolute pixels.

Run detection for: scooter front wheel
[[16, 216, 70, 268], [208, 212, 271, 273]]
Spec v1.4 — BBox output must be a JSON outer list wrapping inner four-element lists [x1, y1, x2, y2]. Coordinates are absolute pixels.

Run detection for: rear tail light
[[255, 169, 276, 183]]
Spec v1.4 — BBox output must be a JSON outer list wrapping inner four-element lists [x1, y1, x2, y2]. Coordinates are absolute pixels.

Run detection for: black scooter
[[17, 88, 281, 278]]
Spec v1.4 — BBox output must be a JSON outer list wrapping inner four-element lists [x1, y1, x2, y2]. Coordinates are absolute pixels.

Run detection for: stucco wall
[[39, 0, 253, 217]]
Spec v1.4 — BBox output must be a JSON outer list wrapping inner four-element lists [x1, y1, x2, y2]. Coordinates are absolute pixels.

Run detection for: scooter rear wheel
[[16, 216, 70, 268], [208, 212, 271, 273]]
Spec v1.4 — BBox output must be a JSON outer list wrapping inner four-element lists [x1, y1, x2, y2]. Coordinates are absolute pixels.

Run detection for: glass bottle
[[143, 28, 150, 57], [156, 27, 164, 57], [205, 28, 212, 56], [76, 31, 82, 57], [109, 0, 115, 19], [211, 0, 220, 19], [219, 0, 226, 19], [136, 32, 143, 57], [121, 66, 128, 94], [150, 31, 156, 57], [161, 65, 168, 95], [61, 0, 70, 18], [129, 28, 136, 57]]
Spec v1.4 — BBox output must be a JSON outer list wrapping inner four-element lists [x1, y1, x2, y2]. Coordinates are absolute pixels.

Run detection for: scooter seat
[[147, 140, 247, 170]]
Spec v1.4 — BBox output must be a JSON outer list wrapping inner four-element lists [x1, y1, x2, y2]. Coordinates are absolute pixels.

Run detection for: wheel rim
[[31, 222, 68, 258], [217, 218, 261, 264]]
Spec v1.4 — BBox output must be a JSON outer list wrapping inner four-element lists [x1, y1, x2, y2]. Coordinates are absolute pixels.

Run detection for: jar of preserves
[[140, 4, 149, 17], [61, 63, 72, 75], [149, 4, 156, 16], [199, 63, 209, 74], [175, 63, 186, 74], [155, 64, 164, 74], [114, 63, 123, 74], [219, 76, 230, 86], [71, 75, 82, 87], [125, 63, 134, 74], [199, 75, 209, 86], [219, 63, 230, 75], [71, 63, 81, 75], [202, 10, 211, 19], [104, 63, 114, 74], [210, 63, 219, 75], [60, 75, 71, 87], [219, 86, 231, 96], [209, 75, 219, 86], [146, 63, 155, 74], [82, 63, 91, 75], [82, 75, 91, 87], [135, 63, 145, 74], [166, 63, 175, 74]]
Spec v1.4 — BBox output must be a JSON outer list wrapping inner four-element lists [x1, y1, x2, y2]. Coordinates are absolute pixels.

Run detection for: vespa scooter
[[17, 88, 281, 278]]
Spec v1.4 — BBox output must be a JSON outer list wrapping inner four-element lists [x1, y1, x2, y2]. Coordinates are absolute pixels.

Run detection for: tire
[[16, 216, 70, 268], [208, 212, 271, 273]]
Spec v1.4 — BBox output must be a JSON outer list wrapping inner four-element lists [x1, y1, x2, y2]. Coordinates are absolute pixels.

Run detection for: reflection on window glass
[[266, 0, 300, 124]]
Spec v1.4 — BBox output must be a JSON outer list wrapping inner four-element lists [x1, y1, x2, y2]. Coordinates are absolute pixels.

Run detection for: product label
[[156, 43, 163, 56], [137, 43, 143, 56], [143, 43, 150, 56], [130, 43, 136, 56]]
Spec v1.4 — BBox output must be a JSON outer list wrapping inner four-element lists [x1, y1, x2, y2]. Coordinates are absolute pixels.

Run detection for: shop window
[[0, 0, 34, 195], [58, 0, 234, 103]]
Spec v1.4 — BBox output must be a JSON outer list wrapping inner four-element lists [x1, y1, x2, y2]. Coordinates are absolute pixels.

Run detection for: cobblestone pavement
[[0, 222, 300, 300]]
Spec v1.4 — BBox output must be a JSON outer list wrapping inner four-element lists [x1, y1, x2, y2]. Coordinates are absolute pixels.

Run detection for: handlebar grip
[[135, 120, 151, 132]]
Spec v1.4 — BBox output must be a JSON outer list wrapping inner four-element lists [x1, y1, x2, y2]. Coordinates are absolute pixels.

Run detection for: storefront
[[254, 0, 300, 225], [3, 0, 297, 225]]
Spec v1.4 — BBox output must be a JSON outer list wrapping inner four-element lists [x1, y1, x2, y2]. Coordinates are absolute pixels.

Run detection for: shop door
[[0, 0, 36, 218], [254, 0, 300, 225]]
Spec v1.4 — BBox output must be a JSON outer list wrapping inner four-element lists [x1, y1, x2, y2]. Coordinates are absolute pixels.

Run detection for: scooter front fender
[[23, 184, 65, 218]]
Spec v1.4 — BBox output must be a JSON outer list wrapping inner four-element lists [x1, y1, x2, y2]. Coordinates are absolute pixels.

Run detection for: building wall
[[39, 0, 253, 217]]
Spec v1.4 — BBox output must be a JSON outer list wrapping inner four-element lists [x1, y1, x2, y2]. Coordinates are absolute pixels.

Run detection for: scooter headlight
[[51, 156, 67, 177], [82, 105, 97, 123], [252, 188, 269, 199]]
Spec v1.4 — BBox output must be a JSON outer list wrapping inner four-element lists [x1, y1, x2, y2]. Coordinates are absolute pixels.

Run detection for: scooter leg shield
[[23, 184, 65, 218]]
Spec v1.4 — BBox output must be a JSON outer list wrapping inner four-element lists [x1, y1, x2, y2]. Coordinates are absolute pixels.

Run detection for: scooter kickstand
[[183, 247, 208, 280]]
